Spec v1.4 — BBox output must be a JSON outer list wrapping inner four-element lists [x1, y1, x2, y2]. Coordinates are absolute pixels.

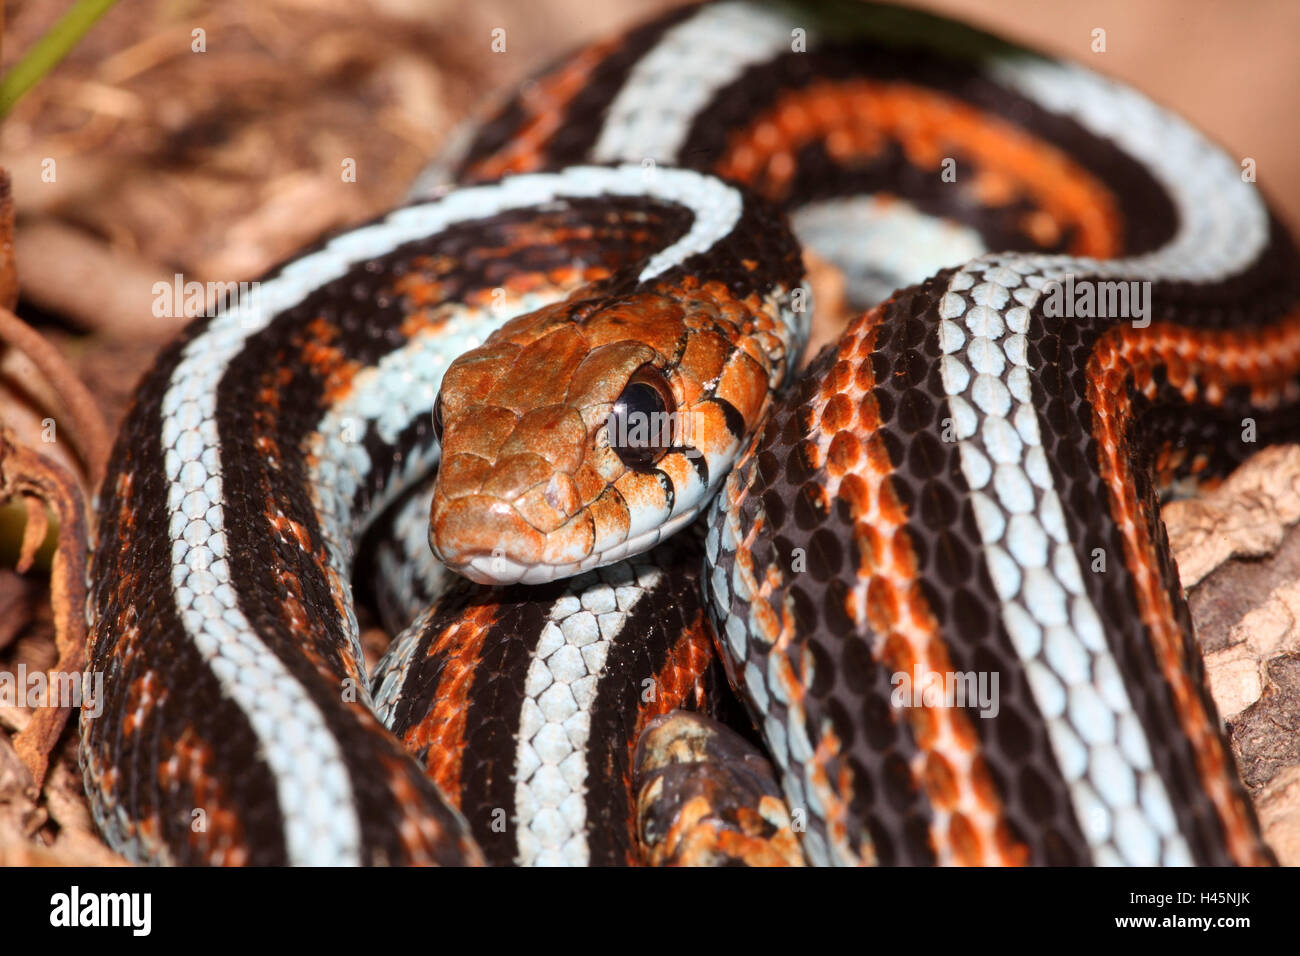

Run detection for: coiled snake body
[[83, 0, 1299, 866]]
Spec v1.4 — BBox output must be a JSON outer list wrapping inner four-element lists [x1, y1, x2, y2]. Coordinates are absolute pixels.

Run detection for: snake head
[[428, 280, 796, 584]]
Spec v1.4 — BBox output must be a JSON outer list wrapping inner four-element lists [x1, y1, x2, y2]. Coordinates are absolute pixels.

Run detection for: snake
[[81, 0, 1299, 866]]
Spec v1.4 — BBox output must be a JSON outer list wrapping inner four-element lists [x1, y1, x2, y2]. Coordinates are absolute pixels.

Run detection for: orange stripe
[[398, 602, 498, 806], [827, 306, 1028, 865], [726, 302, 1029, 865], [465, 37, 621, 181], [716, 79, 1123, 258], [623, 617, 718, 865], [164, 728, 249, 865], [1086, 311, 1300, 866]]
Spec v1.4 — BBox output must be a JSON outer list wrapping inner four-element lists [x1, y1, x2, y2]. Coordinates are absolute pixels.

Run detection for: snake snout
[[429, 487, 597, 585], [429, 494, 541, 581]]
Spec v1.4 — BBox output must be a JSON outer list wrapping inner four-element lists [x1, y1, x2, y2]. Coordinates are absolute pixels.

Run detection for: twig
[[0, 426, 91, 788], [0, 171, 16, 311], [0, 306, 111, 490]]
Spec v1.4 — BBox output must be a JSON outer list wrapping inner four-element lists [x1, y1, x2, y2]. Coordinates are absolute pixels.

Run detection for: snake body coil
[[84, 1, 1299, 866]]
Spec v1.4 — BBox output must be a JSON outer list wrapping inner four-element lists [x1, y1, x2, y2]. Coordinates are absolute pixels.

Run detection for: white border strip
[[591, 1, 796, 165]]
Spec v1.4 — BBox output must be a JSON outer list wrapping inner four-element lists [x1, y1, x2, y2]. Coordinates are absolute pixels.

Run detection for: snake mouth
[[430, 493, 591, 585], [456, 552, 555, 586], [435, 500, 707, 586], [439, 541, 598, 587]]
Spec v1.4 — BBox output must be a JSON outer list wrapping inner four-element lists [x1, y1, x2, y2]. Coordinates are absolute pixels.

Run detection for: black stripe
[[650, 468, 675, 512], [452, 3, 700, 178], [386, 538, 719, 867], [384, 577, 564, 865], [583, 535, 716, 865], [354, 416, 439, 548], [357, 470, 441, 634], [211, 277, 476, 863], [1146, 214, 1300, 331], [678, 42, 1179, 256], [1024, 283, 1299, 865], [457, 590, 561, 862], [785, 140, 1090, 258], [86, 330, 289, 865], [706, 329, 940, 865], [654, 178, 805, 301], [882, 277, 1092, 864], [713, 395, 747, 441]]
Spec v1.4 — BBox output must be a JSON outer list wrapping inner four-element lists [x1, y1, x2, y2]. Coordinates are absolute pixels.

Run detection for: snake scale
[[82, 0, 1300, 866]]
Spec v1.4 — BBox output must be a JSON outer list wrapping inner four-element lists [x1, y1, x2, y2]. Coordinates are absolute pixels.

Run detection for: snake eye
[[433, 392, 445, 444], [607, 365, 676, 468]]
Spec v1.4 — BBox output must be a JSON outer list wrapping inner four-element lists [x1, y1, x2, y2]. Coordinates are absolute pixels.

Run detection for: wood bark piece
[[1165, 444, 1300, 864]]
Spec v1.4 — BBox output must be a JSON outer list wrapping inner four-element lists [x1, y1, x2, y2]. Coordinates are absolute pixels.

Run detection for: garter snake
[[83, 0, 1298, 866]]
